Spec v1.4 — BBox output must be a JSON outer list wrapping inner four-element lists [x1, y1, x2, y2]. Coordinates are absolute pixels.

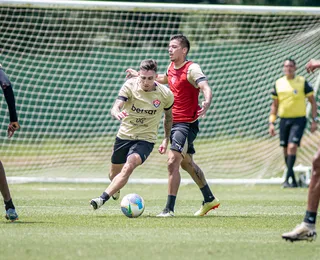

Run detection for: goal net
[[1, 1, 320, 181]]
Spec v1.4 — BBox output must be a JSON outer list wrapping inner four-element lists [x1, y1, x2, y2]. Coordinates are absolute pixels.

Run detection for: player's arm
[[110, 98, 128, 121], [156, 74, 168, 85], [269, 98, 278, 137], [126, 68, 168, 84], [306, 59, 320, 73], [197, 81, 212, 118], [308, 95, 318, 133], [0, 71, 20, 138], [158, 107, 173, 154]]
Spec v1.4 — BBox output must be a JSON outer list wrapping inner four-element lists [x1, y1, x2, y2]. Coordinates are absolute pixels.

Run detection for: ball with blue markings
[[120, 193, 145, 218]]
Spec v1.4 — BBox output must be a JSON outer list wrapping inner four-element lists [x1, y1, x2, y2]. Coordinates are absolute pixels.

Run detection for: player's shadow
[[2, 221, 53, 224]]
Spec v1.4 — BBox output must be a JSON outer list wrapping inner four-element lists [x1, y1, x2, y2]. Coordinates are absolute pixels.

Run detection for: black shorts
[[279, 117, 306, 147], [111, 137, 154, 164], [170, 120, 199, 155]]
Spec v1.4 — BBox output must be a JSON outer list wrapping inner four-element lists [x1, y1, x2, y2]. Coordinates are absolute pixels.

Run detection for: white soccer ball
[[120, 193, 145, 218]]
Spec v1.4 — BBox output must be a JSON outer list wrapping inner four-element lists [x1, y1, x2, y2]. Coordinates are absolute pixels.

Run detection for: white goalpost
[[1, 0, 320, 184]]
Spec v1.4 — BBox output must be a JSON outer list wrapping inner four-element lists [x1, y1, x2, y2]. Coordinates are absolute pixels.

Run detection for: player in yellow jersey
[[0, 64, 20, 221], [90, 59, 174, 211], [269, 59, 317, 188], [282, 59, 320, 242]]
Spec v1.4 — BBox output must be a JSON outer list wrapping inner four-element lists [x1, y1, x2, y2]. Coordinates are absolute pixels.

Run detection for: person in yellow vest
[[282, 59, 320, 242], [269, 58, 317, 188]]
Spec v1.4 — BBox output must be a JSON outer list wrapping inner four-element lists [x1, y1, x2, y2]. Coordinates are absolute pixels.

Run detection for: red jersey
[[167, 61, 200, 123]]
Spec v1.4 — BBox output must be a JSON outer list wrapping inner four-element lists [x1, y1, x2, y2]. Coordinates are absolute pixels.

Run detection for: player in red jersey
[[127, 34, 220, 217]]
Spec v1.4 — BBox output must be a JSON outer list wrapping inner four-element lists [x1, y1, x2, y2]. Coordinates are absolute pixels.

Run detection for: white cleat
[[90, 197, 104, 210], [156, 208, 174, 217], [112, 190, 120, 200], [282, 222, 317, 242]]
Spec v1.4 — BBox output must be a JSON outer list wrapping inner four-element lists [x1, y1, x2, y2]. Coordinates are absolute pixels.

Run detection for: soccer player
[[90, 59, 173, 210], [126, 34, 220, 217], [0, 64, 20, 221], [282, 59, 320, 242], [269, 59, 317, 188]]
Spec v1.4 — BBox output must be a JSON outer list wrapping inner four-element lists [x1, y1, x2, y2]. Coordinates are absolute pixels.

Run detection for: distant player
[[282, 59, 320, 242], [269, 59, 317, 188], [126, 34, 220, 217], [90, 59, 173, 210], [0, 64, 20, 221]]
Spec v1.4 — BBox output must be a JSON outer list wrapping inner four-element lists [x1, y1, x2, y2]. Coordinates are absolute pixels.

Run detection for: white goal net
[[1, 1, 320, 182]]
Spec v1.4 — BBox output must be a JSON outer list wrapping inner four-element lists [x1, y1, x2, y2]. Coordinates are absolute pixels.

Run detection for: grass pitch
[[1, 183, 319, 260]]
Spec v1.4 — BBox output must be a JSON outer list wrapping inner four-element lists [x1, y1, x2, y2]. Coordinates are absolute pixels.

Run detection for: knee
[[167, 155, 180, 174]]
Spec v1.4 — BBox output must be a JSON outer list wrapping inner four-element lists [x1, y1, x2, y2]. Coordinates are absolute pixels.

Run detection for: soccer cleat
[[194, 198, 220, 216], [282, 222, 317, 242], [5, 208, 19, 222], [156, 208, 174, 217], [112, 190, 120, 200], [90, 197, 104, 210]]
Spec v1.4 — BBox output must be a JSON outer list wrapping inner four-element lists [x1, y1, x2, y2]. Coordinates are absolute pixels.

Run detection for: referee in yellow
[[269, 58, 317, 188]]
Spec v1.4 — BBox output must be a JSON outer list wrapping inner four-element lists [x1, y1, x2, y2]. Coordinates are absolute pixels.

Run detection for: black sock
[[165, 195, 176, 212], [100, 192, 110, 203], [200, 184, 215, 202], [304, 211, 317, 224], [4, 199, 15, 211], [286, 155, 296, 183], [284, 156, 288, 166]]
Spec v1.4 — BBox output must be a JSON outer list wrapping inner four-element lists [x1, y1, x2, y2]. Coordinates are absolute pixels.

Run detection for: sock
[[4, 199, 15, 211], [286, 155, 296, 183], [165, 195, 176, 212], [284, 156, 288, 166], [100, 192, 110, 203], [200, 184, 215, 202], [304, 211, 317, 224]]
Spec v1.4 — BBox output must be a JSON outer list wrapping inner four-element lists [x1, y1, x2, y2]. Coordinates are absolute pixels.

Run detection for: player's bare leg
[[157, 150, 182, 217], [109, 163, 124, 200], [91, 154, 142, 210], [282, 149, 320, 242], [0, 161, 18, 221], [181, 154, 220, 216]]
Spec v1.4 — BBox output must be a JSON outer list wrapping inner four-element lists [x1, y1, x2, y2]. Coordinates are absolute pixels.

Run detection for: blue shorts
[[111, 137, 154, 164], [170, 120, 199, 155], [279, 117, 306, 147]]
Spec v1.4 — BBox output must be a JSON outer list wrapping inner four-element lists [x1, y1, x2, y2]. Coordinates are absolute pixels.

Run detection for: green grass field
[[1, 183, 319, 260]]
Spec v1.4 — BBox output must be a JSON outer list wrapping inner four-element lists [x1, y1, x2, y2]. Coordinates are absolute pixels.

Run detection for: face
[[139, 69, 157, 91], [168, 39, 188, 62], [283, 60, 296, 77]]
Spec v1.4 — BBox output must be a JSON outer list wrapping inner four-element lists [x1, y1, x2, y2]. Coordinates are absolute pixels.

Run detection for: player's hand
[[311, 121, 317, 133], [269, 124, 276, 136], [158, 138, 169, 154], [7, 121, 20, 138], [114, 111, 128, 121], [197, 101, 210, 118], [125, 68, 138, 79], [306, 59, 320, 74]]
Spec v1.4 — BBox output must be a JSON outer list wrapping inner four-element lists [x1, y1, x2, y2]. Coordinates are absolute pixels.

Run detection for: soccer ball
[[120, 193, 145, 218]]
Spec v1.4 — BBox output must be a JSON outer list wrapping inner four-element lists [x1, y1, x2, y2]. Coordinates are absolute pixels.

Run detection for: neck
[[174, 59, 187, 68], [286, 75, 295, 80]]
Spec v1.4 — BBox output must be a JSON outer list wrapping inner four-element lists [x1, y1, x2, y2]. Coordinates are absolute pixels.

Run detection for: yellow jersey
[[271, 76, 313, 118]]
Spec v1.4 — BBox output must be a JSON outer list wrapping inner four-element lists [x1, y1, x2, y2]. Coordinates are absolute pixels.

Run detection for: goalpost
[[1, 0, 320, 184]]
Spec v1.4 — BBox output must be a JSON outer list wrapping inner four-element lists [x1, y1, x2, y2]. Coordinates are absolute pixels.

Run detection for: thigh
[[279, 118, 291, 147], [170, 122, 190, 154], [111, 137, 133, 164], [288, 117, 306, 146], [128, 140, 154, 164]]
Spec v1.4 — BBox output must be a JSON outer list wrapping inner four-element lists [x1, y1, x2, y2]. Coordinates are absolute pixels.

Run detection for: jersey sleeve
[[164, 89, 174, 110], [188, 63, 207, 88], [118, 81, 133, 101], [271, 85, 278, 99], [304, 81, 314, 97]]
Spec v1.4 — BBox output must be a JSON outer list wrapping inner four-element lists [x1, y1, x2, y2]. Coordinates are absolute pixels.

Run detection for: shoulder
[[156, 82, 173, 97], [296, 75, 305, 82]]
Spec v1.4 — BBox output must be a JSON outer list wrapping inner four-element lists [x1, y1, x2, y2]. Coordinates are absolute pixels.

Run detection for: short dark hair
[[170, 34, 190, 55], [284, 58, 296, 66], [139, 59, 158, 72]]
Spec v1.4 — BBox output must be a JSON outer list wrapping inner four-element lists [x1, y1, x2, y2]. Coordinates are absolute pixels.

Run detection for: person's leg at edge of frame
[[109, 164, 124, 200], [90, 154, 142, 210], [181, 154, 220, 216], [282, 149, 320, 241], [0, 161, 18, 221]]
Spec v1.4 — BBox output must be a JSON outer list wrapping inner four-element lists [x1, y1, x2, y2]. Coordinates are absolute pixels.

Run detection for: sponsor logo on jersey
[[171, 76, 177, 85], [131, 104, 157, 115], [153, 99, 161, 108]]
